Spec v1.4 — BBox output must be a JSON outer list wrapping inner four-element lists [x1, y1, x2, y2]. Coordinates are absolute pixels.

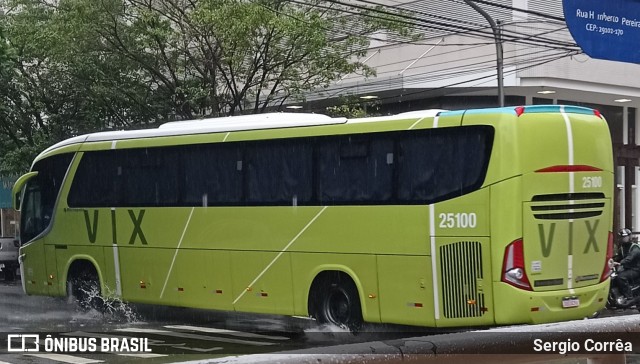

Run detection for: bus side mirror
[[12, 172, 38, 211]]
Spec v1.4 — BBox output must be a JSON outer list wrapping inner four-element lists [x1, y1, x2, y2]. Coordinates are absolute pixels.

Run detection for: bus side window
[[119, 148, 179, 206], [183, 144, 243, 206], [68, 151, 120, 207], [246, 141, 313, 205], [317, 136, 393, 204], [396, 128, 491, 204]]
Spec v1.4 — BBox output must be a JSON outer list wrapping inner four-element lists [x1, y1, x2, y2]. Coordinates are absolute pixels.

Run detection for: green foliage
[[0, 0, 412, 174]]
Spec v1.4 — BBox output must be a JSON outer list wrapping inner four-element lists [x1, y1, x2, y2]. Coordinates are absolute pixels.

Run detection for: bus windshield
[[20, 153, 73, 244]]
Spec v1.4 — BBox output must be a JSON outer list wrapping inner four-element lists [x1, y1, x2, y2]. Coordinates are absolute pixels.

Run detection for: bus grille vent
[[439, 241, 485, 319], [531, 193, 605, 220]]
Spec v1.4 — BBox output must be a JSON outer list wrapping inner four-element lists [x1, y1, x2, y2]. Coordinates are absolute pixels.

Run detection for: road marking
[[26, 354, 102, 364], [116, 328, 275, 346], [165, 325, 289, 341], [233, 206, 328, 305], [116, 353, 167, 358], [176, 346, 223, 352], [161, 207, 195, 298], [64, 330, 162, 342]]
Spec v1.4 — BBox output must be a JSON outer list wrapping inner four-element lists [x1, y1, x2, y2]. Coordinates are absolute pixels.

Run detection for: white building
[[300, 0, 639, 232]]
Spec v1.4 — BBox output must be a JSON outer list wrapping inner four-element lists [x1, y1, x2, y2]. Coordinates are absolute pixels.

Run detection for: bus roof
[[36, 109, 447, 158], [35, 105, 602, 161]]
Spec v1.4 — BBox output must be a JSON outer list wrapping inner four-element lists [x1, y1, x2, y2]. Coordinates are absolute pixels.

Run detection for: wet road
[[0, 270, 637, 364], [0, 276, 436, 364]]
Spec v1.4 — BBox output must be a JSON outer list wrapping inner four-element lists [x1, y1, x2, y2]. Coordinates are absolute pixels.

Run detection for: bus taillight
[[501, 239, 532, 291], [600, 231, 614, 282]]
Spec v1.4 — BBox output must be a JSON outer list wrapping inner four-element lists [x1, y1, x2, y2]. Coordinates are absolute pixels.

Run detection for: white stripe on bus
[[560, 106, 576, 294], [111, 141, 117, 150], [164, 325, 289, 341], [408, 116, 429, 130], [112, 245, 122, 297], [115, 328, 274, 346], [160, 207, 195, 299], [568, 255, 574, 293], [26, 354, 103, 364], [222, 132, 230, 142], [429, 114, 441, 320], [112, 208, 122, 297], [430, 204, 440, 320], [560, 106, 575, 191], [232, 206, 328, 305]]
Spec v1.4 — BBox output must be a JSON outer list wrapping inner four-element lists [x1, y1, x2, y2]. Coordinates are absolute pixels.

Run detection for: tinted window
[[397, 128, 491, 203], [247, 141, 312, 205], [68, 151, 119, 207], [183, 145, 243, 206], [21, 153, 73, 243], [67, 126, 493, 208], [318, 136, 394, 204], [120, 148, 179, 206], [68, 148, 179, 207]]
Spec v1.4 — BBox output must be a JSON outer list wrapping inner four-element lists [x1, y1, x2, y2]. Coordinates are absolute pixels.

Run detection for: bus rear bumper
[[493, 280, 610, 325]]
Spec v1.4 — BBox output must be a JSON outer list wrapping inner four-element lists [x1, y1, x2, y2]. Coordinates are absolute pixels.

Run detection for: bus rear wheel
[[311, 272, 363, 332], [66, 261, 104, 312]]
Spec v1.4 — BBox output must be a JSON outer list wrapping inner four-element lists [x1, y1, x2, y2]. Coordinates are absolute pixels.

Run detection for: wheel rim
[[324, 288, 352, 326]]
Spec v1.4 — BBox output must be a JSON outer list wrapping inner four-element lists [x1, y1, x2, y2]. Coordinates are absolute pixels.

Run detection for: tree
[[0, 0, 413, 174]]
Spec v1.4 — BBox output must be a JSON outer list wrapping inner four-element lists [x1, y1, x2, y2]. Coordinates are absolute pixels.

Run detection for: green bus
[[13, 105, 613, 329]]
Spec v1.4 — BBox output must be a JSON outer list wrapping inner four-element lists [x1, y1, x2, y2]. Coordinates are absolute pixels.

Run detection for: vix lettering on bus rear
[[83, 209, 147, 245], [537, 219, 600, 257]]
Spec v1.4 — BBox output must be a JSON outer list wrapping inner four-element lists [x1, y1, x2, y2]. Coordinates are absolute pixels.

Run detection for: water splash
[[75, 284, 140, 324]]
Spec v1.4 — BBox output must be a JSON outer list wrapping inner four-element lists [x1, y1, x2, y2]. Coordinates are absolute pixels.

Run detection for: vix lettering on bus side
[[538, 220, 600, 257], [83, 209, 147, 245]]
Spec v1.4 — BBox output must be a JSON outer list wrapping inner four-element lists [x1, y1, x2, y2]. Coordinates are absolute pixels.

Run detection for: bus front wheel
[[311, 272, 363, 332], [66, 261, 104, 312]]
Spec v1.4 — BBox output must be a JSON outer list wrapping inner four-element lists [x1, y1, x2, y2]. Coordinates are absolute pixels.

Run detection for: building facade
[[296, 0, 639, 232]]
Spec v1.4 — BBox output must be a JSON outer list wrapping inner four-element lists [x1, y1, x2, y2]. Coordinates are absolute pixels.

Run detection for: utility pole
[[464, 0, 504, 107]]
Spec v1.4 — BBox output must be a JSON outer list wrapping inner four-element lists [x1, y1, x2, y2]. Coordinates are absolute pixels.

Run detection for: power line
[[298, 50, 576, 107], [451, 0, 565, 22], [313, 0, 577, 51]]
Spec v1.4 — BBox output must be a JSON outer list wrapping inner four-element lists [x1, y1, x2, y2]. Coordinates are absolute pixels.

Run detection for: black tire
[[607, 286, 622, 309], [67, 267, 104, 312], [315, 277, 363, 332]]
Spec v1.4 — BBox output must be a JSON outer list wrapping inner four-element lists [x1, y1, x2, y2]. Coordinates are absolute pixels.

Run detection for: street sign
[[0, 176, 17, 209], [563, 0, 640, 64]]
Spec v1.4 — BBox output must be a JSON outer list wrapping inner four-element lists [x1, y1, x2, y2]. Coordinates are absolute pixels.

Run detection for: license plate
[[562, 298, 580, 308]]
